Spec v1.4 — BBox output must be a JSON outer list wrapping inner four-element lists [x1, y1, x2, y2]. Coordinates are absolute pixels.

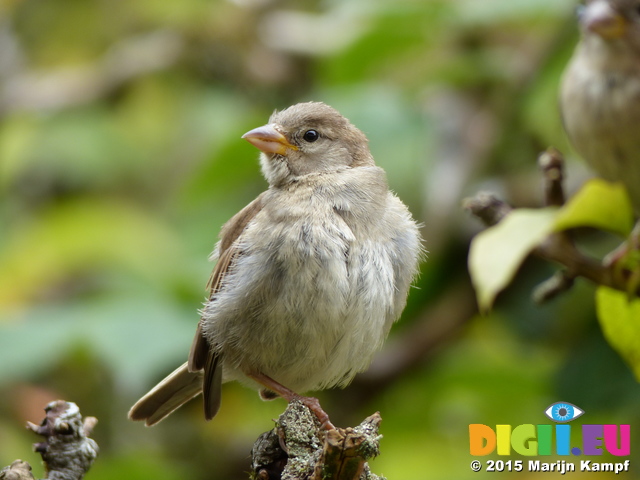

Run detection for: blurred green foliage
[[1, 0, 639, 479]]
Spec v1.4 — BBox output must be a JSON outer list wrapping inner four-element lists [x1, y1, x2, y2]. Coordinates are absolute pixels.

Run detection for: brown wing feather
[[203, 352, 222, 420], [188, 246, 238, 371], [187, 193, 266, 417], [128, 194, 266, 426]]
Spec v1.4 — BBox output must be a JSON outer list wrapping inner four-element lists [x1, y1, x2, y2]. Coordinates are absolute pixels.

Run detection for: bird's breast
[[562, 57, 640, 201], [206, 187, 398, 391]]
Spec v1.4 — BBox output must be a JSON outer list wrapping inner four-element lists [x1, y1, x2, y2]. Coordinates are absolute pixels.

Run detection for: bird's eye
[[544, 402, 584, 423], [303, 130, 319, 142]]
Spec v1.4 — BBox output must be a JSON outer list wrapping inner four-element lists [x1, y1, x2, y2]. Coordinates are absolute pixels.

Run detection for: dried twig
[[538, 148, 566, 207], [0, 460, 36, 480], [252, 401, 384, 480], [24, 400, 97, 480]]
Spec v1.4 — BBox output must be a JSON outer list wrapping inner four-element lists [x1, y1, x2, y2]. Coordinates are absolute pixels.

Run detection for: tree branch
[[1, 400, 99, 480], [0, 461, 35, 480], [464, 149, 639, 299], [251, 401, 384, 480]]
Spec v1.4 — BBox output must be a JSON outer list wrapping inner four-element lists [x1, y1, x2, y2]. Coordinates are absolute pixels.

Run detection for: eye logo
[[544, 402, 584, 423]]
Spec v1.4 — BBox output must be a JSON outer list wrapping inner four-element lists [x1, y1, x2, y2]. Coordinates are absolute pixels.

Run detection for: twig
[[311, 415, 382, 480], [463, 191, 512, 226], [535, 148, 579, 300], [466, 192, 625, 286], [532, 270, 575, 304], [538, 148, 566, 207], [25, 400, 98, 480], [0, 460, 35, 480], [465, 148, 639, 298], [251, 401, 384, 480]]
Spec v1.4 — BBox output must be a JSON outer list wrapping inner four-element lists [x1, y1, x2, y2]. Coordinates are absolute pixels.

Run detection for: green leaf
[[468, 180, 634, 313], [469, 208, 558, 312], [596, 287, 640, 381], [553, 179, 634, 236]]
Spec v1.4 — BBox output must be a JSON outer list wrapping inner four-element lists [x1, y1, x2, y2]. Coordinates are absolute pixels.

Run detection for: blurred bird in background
[[561, 0, 640, 265]]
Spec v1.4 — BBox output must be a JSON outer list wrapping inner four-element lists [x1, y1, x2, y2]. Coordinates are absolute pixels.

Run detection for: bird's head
[[578, 0, 640, 48], [242, 102, 374, 187]]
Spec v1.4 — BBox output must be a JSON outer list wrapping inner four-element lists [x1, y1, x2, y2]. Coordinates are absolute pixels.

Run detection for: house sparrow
[[560, 0, 640, 213], [128, 102, 422, 428]]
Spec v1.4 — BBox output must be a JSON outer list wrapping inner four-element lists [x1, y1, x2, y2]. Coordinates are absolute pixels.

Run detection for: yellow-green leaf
[[469, 208, 558, 312], [554, 179, 633, 236], [596, 286, 640, 381]]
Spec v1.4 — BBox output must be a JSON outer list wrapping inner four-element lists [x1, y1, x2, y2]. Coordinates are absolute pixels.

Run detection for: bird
[[128, 101, 422, 428], [560, 0, 640, 213]]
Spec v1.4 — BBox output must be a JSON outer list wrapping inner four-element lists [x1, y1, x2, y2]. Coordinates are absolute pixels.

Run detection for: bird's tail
[[128, 362, 203, 426]]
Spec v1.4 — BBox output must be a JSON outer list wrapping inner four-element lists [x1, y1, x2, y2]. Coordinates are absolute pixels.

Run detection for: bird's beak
[[242, 124, 298, 155], [582, 0, 627, 39]]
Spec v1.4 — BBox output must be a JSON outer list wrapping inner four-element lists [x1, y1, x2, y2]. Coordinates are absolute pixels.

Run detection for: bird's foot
[[250, 372, 336, 430], [290, 394, 335, 431]]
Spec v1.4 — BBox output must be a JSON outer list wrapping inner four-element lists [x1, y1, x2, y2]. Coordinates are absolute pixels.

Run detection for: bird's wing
[[188, 191, 266, 419]]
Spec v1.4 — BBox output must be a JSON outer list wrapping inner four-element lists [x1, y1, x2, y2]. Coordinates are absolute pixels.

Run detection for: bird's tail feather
[[129, 362, 203, 426]]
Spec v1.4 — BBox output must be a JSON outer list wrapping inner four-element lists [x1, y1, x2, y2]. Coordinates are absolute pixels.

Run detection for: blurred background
[[1, 0, 638, 478]]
